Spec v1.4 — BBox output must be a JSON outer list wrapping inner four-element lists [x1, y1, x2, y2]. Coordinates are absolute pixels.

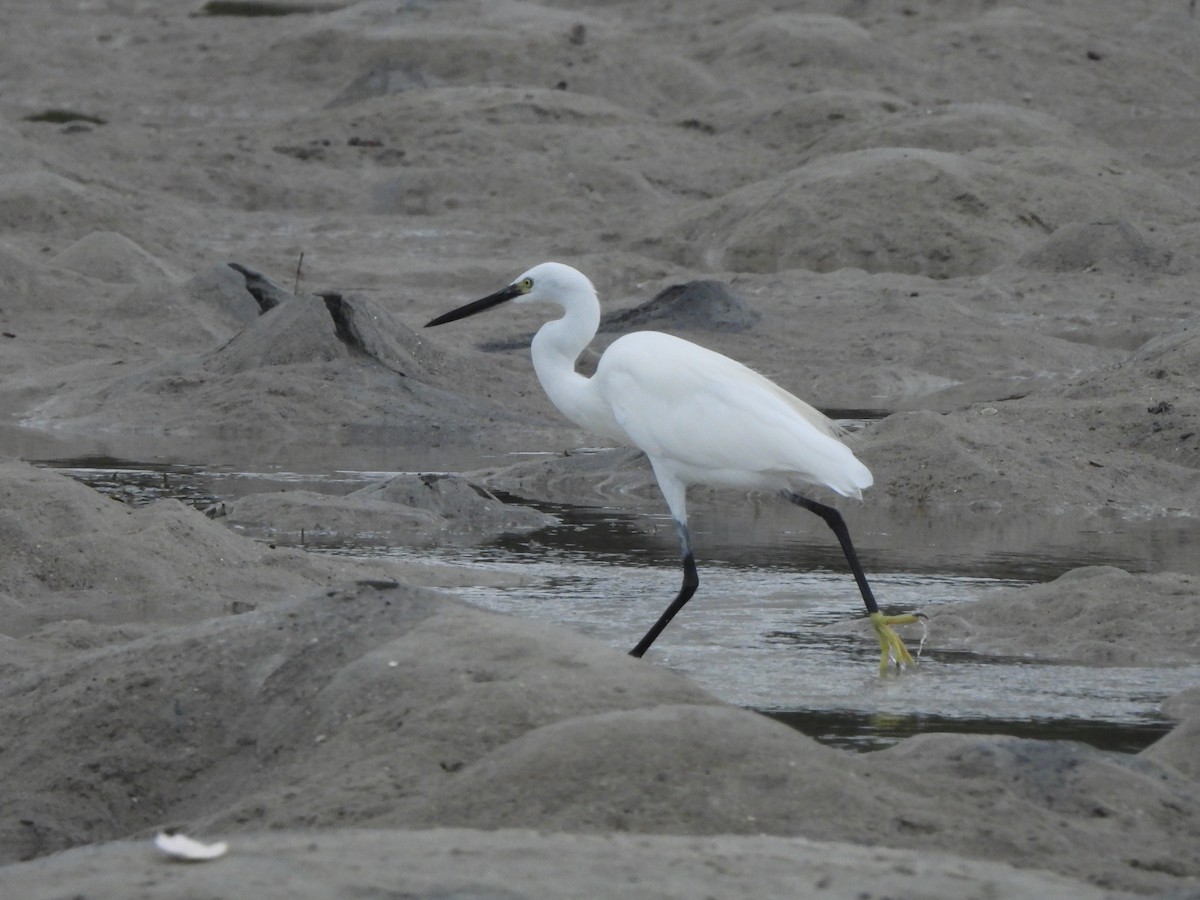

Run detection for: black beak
[[425, 283, 523, 328]]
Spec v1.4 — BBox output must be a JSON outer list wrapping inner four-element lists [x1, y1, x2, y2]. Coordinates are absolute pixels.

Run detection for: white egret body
[[426, 262, 919, 671]]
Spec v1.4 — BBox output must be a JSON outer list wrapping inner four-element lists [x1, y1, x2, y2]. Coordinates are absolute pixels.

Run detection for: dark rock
[[227, 262, 295, 313], [601, 280, 760, 333]]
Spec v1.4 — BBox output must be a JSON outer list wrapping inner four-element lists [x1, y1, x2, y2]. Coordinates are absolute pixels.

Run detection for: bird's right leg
[[784, 491, 921, 674], [629, 520, 698, 658]]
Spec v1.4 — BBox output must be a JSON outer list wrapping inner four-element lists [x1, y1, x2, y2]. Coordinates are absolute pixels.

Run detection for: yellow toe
[[870, 612, 922, 675]]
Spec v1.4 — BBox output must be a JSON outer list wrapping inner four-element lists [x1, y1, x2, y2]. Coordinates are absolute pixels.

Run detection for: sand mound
[[908, 6, 1200, 128], [652, 145, 1186, 277], [50, 231, 181, 285], [274, 5, 716, 114], [1143, 687, 1200, 781], [0, 171, 129, 240], [860, 320, 1200, 512], [1018, 220, 1177, 274], [3, 461, 1197, 896], [223, 472, 556, 545], [927, 566, 1200, 665], [0, 579, 719, 862], [0, 828, 1118, 900], [19, 271, 536, 448], [706, 13, 911, 91], [4, 568, 1199, 894], [0, 459, 424, 637], [861, 405, 1199, 514], [808, 102, 1090, 158]]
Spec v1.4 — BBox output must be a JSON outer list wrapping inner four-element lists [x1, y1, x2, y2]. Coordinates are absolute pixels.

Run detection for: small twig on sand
[[293, 251, 305, 295]]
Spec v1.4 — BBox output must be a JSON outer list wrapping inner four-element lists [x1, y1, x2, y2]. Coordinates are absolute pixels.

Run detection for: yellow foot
[[870, 611, 925, 676]]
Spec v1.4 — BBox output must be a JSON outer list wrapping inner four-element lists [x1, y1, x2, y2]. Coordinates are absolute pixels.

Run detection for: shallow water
[[334, 520, 1190, 752], [29, 454, 1199, 753]]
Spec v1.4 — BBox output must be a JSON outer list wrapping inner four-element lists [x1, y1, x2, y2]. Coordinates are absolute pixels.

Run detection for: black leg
[[783, 491, 880, 616], [630, 522, 698, 657]]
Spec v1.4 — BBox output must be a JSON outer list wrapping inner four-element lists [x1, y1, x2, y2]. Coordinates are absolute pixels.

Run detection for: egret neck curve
[[529, 284, 628, 443]]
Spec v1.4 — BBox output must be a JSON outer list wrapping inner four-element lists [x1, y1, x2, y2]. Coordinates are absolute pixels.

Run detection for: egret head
[[512, 262, 595, 306], [425, 262, 594, 328]]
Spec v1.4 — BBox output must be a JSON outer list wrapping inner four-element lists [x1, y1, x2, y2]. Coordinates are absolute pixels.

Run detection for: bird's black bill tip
[[424, 283, 522, 328]]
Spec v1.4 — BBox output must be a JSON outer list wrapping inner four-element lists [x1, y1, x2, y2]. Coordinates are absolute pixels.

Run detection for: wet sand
[[2, 1, 1199, 896]]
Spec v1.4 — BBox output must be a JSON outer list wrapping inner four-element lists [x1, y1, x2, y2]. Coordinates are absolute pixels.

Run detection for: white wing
[[596, 332, 871, 497]]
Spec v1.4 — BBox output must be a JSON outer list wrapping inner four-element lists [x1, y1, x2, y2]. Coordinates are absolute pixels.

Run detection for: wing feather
[[596, 332, 870, 496]]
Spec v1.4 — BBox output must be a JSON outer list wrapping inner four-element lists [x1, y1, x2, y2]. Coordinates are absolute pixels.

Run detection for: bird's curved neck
[[529, 290, 621, 438], [532, 291, 599, 364]]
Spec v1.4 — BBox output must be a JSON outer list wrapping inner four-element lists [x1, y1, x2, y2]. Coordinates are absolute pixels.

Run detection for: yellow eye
[[520, 277, 534, 291]]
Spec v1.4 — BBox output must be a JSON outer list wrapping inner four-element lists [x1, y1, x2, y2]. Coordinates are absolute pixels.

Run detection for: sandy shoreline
[[2, 0, 1199, 896]]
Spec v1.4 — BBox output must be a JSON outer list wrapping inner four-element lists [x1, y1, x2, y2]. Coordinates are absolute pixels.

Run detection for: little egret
[[425, 262, 921, 673]]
